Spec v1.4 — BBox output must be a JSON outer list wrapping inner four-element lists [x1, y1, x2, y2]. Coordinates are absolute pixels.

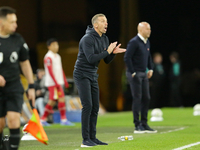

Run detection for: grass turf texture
[[4, 107, 200, 150]]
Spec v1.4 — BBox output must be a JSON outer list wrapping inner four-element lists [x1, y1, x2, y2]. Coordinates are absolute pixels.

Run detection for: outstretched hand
[[113, 44, 126, 54], [107, 42, 118, 54]]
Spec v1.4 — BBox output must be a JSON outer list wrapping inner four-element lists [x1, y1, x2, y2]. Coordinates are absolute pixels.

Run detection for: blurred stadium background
[[1, 0, 200, 111]]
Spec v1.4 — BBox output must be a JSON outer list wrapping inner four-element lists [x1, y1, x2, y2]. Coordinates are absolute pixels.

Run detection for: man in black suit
[[124, 22, 157, 133]]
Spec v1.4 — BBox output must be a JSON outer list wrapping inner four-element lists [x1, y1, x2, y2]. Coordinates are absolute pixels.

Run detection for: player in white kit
[[41, 38, 74, 126]]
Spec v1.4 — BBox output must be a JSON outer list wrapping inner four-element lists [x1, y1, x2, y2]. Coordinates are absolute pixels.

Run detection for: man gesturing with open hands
[[73, 13, 125, 147]]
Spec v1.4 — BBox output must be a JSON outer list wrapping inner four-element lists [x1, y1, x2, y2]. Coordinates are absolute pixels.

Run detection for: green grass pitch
[[4, 107, 200, 150]]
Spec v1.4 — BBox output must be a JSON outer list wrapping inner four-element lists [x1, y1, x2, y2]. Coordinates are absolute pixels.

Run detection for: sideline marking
[[155, 126, 184, 129], [160, 127, 186, 134], [172, 142, 200, 150]]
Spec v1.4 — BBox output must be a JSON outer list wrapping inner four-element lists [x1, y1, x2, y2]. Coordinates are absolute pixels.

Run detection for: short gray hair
[[91, 13, 105, 25]]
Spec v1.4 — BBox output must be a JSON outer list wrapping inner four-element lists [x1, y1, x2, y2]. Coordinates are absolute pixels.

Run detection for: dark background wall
[[1, 0, 200, 110], [138, 0, 200, 107], [138, 0, 200, 72]]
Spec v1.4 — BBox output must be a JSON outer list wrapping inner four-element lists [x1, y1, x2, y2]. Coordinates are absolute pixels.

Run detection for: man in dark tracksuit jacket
[[124, 22, 157, 134], [73, 14, 126, 147]]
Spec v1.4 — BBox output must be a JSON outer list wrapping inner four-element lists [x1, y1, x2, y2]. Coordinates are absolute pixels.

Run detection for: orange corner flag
[[23, 108, 48, 145]]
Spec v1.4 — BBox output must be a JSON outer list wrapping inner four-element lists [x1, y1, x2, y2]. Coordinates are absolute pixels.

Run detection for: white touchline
[[160, 127, 186, 134], [155, 126, 185, 129], [172, 142, 200, 150]]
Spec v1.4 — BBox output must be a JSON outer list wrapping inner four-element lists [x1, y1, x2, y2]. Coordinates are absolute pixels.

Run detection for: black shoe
[[142, 124, 157, 133], [81, 139, 97, 147], [134, 125, 145, 134], [91, 138, 108, 145]]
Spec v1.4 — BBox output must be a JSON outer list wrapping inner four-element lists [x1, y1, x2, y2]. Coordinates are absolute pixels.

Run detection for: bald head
[[137, 22, 151, 39]]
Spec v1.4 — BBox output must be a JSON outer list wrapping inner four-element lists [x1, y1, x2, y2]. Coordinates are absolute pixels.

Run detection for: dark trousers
[[73, 71, 99, 140], [126, 71, 150, 127]]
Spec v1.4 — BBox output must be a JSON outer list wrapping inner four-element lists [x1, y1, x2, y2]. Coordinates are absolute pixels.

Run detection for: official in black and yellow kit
[[0, 6, 35, 150], [73, 14, 126, 147]]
